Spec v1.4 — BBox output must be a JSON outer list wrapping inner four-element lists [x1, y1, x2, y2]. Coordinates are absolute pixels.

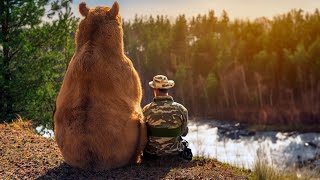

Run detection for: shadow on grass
[[36, 156, 197, 180]]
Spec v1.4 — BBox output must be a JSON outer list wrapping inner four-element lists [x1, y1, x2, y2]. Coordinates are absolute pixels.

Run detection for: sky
[[72, 0, 320, 21]]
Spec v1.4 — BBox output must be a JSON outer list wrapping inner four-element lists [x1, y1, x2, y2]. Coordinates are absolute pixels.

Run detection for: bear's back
[[54, 42, 142, 170], [53, 2, 146, 171]]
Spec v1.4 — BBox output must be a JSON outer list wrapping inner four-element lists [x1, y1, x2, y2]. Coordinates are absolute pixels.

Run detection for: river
[[184, 120, 320, 171]]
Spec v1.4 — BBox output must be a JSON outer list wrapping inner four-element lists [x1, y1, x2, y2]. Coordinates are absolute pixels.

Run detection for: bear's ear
[[79, 2, 89, 17], [109, 1, 119, 18]]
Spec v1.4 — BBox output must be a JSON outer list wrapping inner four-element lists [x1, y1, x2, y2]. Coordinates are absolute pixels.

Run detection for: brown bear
[[53, 1, 147, 171]]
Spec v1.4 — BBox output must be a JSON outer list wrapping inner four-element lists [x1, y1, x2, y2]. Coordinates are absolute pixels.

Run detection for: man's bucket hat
[[149, 75, 175, 89]]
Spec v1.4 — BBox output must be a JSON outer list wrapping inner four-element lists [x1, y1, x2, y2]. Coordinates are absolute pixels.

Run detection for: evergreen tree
[[0, 0, 49, 121], [0, 0, 77, 128]]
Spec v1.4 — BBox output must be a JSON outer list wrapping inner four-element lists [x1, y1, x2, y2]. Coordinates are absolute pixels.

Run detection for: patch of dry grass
[[0, 120, 63, 179], [253, 155, 320, 180]]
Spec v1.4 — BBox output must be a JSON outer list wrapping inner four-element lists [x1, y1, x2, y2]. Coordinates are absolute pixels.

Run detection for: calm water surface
[[184, 120, 320, 170]]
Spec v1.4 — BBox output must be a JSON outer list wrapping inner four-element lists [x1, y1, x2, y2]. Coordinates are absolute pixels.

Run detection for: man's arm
[[180, 105, 188, 137], [142, 104, 150, 123]]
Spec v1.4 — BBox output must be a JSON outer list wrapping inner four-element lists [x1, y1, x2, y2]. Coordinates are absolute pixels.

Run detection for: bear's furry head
[[76, 2, 123, 52]]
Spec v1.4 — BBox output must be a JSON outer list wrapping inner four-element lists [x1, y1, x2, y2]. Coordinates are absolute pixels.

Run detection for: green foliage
[[0, 0, 78, 128], [206, 73, 218, 99]]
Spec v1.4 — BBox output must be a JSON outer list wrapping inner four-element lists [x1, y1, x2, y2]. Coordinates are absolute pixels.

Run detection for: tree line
[[125, 9, 320, 125], [1, 0, 319, 128]]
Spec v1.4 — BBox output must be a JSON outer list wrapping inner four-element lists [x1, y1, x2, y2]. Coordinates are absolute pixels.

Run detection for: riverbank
[[0, 121, 252, 179], [192, 117, 320, 133], [201, 105, 320, 130]]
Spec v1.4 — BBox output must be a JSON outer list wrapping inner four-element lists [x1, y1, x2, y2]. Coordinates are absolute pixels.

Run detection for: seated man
[[142, 75, 192, 161]]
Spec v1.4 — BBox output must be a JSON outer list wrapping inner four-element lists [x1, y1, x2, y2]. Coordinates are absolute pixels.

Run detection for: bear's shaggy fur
[[53, 2, 147, 171]]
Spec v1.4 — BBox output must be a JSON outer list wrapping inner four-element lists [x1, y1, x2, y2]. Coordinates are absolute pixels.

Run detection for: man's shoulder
[[142, 99, 188, 113], [172, 101, 188, 113], [142, 102, 153, 112]]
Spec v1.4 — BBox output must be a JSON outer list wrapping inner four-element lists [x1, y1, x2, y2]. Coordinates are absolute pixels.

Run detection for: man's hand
[[182, 127, 188, 136]]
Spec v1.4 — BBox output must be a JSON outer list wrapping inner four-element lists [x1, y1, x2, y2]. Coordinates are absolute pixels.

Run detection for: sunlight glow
[[73, 0, 319, 20]]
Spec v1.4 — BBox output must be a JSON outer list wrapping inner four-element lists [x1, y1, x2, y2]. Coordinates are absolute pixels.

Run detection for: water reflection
[[184, 120, 320, 170], [36, 125, 54, 138]]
